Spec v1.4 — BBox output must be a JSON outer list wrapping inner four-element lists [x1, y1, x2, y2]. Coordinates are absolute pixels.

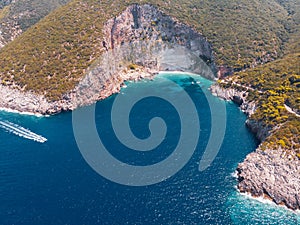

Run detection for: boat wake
[[0, 121, 47, 143]]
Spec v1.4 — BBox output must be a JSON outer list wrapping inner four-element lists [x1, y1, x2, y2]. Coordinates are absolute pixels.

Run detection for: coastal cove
[[0, 73, 299, 224], [0, 0, 299, 223]]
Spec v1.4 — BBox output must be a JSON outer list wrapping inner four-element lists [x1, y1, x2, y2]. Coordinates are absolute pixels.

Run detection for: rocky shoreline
[[2, 71, 300, 211], [1, 2, 298, 212], [0, 67, 156, 116], [210, 84, 300, 210], [237, 149, 300, 210], [210, 84, 270, 141], [1, 4, 217, 116], [2, 63, 299, 212]]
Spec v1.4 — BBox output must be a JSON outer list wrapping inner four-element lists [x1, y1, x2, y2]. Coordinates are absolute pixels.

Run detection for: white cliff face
[[237, 149, 300, 210], [211, 83, 300, 210], [0, 83, 74, 115], [102, 4, 217, 78], [0, 4, 217, 115], [68, 4, 217, 109]]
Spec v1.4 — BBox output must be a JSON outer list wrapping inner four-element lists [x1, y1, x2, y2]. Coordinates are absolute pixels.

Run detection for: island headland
[[0, 2, 299, 211]]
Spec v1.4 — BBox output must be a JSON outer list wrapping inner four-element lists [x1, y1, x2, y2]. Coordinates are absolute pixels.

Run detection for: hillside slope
[[222, 0, 300, 153], [0, 0, 295, 101], [0, 0, 299, 211], [276, 0, 300, 54], [211, 0, 300, 210], [0, 0, 70, 47]]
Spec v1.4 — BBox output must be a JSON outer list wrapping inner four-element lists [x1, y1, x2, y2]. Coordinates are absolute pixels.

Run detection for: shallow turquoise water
[[0, 73, 299, 224]]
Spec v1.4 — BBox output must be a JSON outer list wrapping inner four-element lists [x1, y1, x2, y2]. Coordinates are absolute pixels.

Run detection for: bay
[[0, 73, 299, 224]]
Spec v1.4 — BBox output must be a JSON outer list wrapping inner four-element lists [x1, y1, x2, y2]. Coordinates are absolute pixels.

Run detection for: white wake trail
[[0, 121, 47, 143]]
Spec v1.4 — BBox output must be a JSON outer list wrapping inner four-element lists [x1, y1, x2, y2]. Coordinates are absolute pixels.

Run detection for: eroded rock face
[[245, 119, 271, 142], [210, 84, 256, 115], [237, 149, 300, 210], [0, 4, 217, 115], [211, 83, 300, 210], [102, 4, 217, 78]]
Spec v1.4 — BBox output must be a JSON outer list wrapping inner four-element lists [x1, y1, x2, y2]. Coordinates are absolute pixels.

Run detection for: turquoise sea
[[0, 73, 299, 224]]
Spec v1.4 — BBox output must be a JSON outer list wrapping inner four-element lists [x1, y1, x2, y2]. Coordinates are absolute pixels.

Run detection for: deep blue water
[[0, 73, 299, 224]]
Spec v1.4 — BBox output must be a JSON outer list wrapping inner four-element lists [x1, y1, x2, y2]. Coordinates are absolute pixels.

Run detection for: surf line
[[0, 121, 47, 143]]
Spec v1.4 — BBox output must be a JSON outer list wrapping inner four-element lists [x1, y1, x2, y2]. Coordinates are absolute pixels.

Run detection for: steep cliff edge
[[0, 0, 292, 102], [210, 84, 270, 141], [237, 149, 300, 210], [211, 82, 300, 210], [102, 4, 217, 75], [0, 0, 298, 211], [0, 4, 216, 115]]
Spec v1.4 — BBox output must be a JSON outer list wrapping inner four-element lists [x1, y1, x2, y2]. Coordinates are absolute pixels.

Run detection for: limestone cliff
[[102, 4, 217, 76], [237, 149, 300, 210], [0, 4, 217, 115], [211, 83, 300, 210]]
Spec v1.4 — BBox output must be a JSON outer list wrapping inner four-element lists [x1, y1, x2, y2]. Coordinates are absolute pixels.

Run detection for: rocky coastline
[[0, 67, 155, 115], [3, 69, 299, 211], [211, 84, 300, 211], [1, 2, 298, 212], [0, 4, 216, 116]]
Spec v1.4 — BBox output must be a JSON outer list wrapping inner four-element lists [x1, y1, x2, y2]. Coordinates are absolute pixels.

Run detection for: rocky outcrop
[[0, 68, 154, 115], [0, 4, 217, 115], [237, 149, 300, 210], [210, 84, 271, 141], [210, 84, 256, 116], [211, 84, 272, 141], [211, 83, 300, 210], [102, 4, 217, 78], [245, 119, 271, 142]]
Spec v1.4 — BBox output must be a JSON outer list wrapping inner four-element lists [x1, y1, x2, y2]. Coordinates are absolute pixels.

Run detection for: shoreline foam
[[236, 188, 300, 214], [0, 107, 47, 117]]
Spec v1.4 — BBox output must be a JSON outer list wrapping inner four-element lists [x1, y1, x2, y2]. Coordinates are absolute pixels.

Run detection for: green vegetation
[[0, 0, 297, 100], [0, 0, 298, 156], [0, 0, 70, 44], [6, 0, 70, 30], [222, 53, 300, 156], [220, 0, 300, 155], [221, 0, 300, 156], [234, 52, 300, 124], [0, 5, 10, 20]]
